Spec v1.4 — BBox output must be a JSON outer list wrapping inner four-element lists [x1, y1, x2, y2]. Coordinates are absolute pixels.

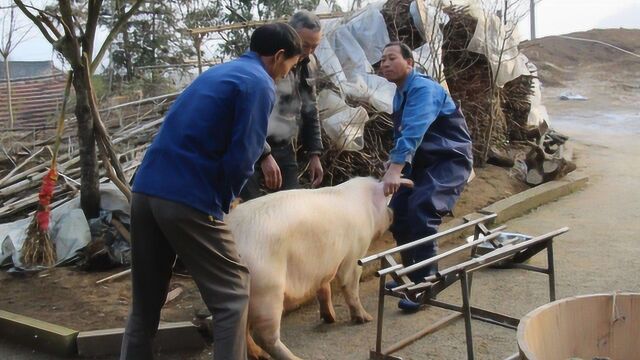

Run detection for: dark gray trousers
[[120, 193, 249, 360], [240, 141, 299, 201]]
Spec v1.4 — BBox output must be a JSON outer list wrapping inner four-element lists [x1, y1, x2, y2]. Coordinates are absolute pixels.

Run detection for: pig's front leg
[[337, 260, 373, 324], [250, 292, 303, 360], [247, 327, 270, 360], [317, 281, 337, 323]]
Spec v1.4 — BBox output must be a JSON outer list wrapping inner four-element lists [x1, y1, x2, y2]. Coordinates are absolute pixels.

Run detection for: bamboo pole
[[187, 12, 346, 35]]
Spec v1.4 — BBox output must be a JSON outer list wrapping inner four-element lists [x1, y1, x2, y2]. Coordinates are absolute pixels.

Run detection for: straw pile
[[501, 74, 535, 141], [313, 106, 394, 186], [381, 0, 424, 49], [299, 2, 543, 187], [441, 5, 509, 164]]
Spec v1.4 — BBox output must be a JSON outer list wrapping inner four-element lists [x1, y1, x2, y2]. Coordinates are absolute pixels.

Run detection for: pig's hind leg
[[336, 258, 373, 324], [250, 291, 302, 360], [316, 281, 337, 323]]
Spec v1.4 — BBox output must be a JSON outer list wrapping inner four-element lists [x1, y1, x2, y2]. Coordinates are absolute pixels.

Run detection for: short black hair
[[289, 10, 321, 32], [250, 23, 303, 58], [384, 41, 413, 61]]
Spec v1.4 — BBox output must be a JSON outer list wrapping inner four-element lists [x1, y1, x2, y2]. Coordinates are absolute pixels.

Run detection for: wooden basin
[[517, 293, 640, 360]]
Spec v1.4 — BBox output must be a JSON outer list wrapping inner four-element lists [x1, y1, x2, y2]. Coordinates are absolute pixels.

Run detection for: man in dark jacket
[[120, 24, 302, 360], [241, 10, 325, 200]]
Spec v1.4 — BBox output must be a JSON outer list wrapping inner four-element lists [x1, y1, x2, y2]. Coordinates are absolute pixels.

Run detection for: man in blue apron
[[380, 42, 473, 311]]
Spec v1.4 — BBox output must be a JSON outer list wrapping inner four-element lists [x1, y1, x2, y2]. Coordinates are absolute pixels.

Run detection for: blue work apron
[[389, 94, 473, 281]]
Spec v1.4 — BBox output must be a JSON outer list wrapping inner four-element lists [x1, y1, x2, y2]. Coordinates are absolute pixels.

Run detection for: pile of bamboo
[[381, 0, 424, 49], [501, 74, 535, 141], [313, 106, 394, 186], [306, 3, 571, 187], [0, 94, 177, 222], [441, 5, 509, 164]]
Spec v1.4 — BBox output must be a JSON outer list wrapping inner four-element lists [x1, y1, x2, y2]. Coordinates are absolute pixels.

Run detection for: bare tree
[[479, 0, 530, 162], [0, 1, 31, 128], [14, 0, 143, 218], [411, 0, 448, 82]]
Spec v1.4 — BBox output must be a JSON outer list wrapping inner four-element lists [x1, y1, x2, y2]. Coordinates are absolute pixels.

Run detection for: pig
[[226, 177, 405, 360]]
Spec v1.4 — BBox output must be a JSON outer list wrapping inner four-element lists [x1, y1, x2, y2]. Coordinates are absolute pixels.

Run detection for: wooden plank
[[77, 321, 205, 357], [382, 313, 462, 355], [0, 310, 78, 356]]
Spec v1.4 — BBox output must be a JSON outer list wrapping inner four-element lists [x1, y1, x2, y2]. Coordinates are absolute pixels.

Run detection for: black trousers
[[120, 193, 249, 360], [240, 141, 299, 201]]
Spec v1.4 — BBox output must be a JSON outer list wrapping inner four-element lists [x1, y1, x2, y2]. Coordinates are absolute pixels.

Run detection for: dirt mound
[[520, 28, 640, 86]]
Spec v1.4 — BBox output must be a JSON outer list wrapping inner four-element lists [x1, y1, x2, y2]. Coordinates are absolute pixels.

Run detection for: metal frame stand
[[360, 216, 568, 360]]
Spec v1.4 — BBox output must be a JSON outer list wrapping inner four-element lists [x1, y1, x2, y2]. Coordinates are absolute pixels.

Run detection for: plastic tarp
[[464, 6, 531, 87], [526, 60, 550, 131], [313, 0, 542, 149], [314, 2, 393, 150], [0, 183, 129, 269], [328, 26, 373, 82], [344, 5, 390, 65], [314, 36, 349, 87], [341, 74, 395, 114], [318, 89, 369, 151], [410, 0, 449, 80]]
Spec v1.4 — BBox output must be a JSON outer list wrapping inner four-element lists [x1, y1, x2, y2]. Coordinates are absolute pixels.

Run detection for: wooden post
[[4, 60, 15, 128], [530, 0, 536, 40], [195, 35, 203, 74]]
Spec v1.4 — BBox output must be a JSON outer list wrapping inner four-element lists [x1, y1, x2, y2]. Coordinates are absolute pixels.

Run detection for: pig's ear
[[399, 178, 414, 188]]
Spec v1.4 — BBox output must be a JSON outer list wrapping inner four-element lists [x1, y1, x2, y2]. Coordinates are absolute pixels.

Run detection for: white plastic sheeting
[[344, 4, 390, 65], [314, 0, 543, 149], [329, 26, 374, 82], [526, 60, 550, 131], [410, 0, 449, 80], [0, 184, 129, 269], [462, 2, 531, 87], [318, 90, 369, 151], [314, 2, 394, 149]]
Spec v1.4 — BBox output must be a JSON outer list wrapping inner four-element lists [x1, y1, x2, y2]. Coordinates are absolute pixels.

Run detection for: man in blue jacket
[[380, 42, 473, 312], [120, 24, 302, 360]]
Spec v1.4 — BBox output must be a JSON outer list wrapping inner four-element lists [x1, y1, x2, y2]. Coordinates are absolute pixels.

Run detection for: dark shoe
[[398, 298, 421, 312], [385, 280, 400, 290]]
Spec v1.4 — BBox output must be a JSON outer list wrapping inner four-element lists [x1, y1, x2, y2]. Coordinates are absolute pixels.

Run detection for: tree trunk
[[122, 26, 134, 81], [73, 70, 101, 219], [4, 60, 15, 128]]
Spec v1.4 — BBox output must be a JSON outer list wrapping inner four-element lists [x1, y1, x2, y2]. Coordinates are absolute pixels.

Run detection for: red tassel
[[36, 167, 58, 233]]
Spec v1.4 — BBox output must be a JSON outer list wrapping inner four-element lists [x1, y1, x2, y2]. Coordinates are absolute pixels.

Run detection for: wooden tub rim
[[516, 292, 640, 359]]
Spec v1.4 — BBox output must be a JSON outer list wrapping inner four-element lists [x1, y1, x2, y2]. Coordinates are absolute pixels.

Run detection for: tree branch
[[85, 0, 103, 56], [38, 11, 62, 39], [58, 0, 75, 37], [56, 0, 83, 68], [12, 0, 57, 44], [91, 0, 144, 73]]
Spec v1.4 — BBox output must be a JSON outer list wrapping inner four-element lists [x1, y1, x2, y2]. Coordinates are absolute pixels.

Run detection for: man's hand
[[261, 154, 282, 190], [382, 163, 407, 196], [308, 155, 324, 188]]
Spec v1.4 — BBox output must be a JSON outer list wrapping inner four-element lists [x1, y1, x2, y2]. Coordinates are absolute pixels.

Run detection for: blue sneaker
[[385, 280, 399, 290], [398, 298, 421, 312]]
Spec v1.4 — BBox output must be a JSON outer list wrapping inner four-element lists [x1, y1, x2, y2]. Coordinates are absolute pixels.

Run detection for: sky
[[3, 0, 640, 63], [519, 0, 640, 40]]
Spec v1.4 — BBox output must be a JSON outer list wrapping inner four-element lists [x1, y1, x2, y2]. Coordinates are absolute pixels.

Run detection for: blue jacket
[[133, 52, 275, 219], [389, 70, 458, 164]]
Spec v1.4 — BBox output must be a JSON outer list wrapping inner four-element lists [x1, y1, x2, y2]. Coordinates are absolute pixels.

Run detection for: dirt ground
[[2, 28, 639, 359], [266, 33, 640, 360], [0, 163, 526, 332]]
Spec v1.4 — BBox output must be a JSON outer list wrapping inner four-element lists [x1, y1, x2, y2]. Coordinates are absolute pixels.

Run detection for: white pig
[[226, 177, 398, 360]]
